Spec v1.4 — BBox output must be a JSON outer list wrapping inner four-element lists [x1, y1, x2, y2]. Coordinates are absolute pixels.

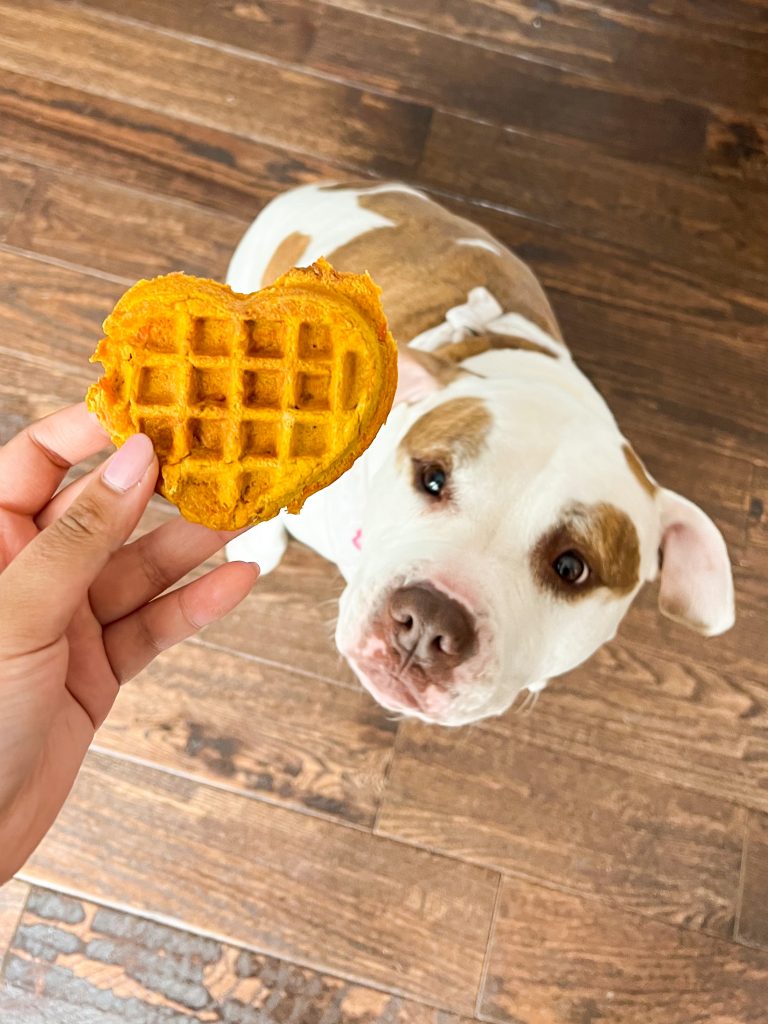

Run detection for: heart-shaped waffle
[[86, 259, 398, 530]]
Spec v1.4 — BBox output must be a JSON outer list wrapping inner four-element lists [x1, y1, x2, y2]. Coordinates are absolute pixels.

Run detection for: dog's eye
[[420, 464, 447, 497], [553, 551, 589, 585]]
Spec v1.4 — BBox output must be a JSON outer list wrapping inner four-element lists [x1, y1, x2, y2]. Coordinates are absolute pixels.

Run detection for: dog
[[225, 181, 735, 727]]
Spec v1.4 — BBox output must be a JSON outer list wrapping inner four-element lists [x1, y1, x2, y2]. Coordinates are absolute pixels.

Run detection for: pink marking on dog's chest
[[352, 529, 363, 550]]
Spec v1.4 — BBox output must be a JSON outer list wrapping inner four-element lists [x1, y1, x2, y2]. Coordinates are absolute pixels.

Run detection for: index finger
[[0, 403, 111, 515]]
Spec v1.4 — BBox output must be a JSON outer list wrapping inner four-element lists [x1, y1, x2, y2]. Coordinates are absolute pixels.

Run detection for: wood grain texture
[[22, 753, 498, 1012], [737, 813, 768, 950], [420, 112, 768, 297], [315, 0, 768, 114], [64, 0, 766, 180], [1, 887, 465, 1024], [0, 155, 36, 239], [0, 68, 352, 221], [5, 169, 246, 281], [0, 248, 122, 438], [481, 876, 768, 1024], [0, 0, 430, 176], [97, 634, 393, 826], [0, 881, 29, 966], [378, 723, 744, 935], [483, 639, 768, 813]]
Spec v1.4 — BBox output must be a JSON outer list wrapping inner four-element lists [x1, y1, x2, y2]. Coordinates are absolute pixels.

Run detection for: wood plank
[[0, 248, 122, 441], [97, 636, 393, 826], [0, 0, 430, 176], [378, 723, 744, 935], [0, 155, 36, 239], [482, 639, 768, 813], [308, 0, 768, 112], [480, 875, 768, 1024], [570, 0, 768, 52], [199, 539, 358, 687], [22, 752, 498, 1012], [2, 886, 463, 1024], [420, 112, 768, 298], [737, 813, 768, 950], [0, 881, 29, 965], [5, 169, 246, 282], [0, 68, 351, 221], [63, 0, 767, 182], [553, 293, 768, 463]]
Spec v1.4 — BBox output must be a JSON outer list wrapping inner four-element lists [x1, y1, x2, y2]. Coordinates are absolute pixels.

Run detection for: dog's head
[[336, 344, 735, 726]]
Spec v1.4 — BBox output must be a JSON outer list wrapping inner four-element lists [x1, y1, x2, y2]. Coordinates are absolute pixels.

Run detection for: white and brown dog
[[226, 181, 734, 726]]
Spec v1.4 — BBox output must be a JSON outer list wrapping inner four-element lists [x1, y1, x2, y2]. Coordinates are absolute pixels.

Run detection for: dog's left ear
[[395, 346, 461, 404], [656, 489, 735, 636]]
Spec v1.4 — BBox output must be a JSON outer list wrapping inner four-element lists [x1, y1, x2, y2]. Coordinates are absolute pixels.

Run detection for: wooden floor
[[1, 1, 767, 1021]]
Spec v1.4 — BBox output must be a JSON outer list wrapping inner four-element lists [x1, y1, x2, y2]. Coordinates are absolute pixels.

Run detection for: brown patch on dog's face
[[400, 396, 493, 473], [261, 231, 310, 287], [623, 443, 657, 498], [533, 502, 641, 598], [434, 331, 559, 363]]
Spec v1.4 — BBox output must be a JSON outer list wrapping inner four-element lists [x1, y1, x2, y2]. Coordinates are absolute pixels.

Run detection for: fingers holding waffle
[[86, 259, 398, 530]]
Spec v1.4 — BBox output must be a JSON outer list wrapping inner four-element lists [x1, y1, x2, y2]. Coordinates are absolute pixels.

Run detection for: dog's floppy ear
[[656, 489, 735, 636], [395, 346, 462, 404]]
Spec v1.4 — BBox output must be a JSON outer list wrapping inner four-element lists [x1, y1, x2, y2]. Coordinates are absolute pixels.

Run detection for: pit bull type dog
[[226, 182, 735, 726]]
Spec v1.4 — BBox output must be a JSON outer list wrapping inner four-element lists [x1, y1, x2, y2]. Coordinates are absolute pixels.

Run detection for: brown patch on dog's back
[[623, 443, 657, 498], [401, 396, 492, 470], [533, 502, 641, 598], [261, 231, 310, 287], [320, 184, 564, 346], [434, 331, 559, 363]]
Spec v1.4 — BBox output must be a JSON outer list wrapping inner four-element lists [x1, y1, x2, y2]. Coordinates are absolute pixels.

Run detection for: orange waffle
[[86, 259, 398, 530]]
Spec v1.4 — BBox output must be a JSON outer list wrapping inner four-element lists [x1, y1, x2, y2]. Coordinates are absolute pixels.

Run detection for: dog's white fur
[[226, 182, 735, 726]]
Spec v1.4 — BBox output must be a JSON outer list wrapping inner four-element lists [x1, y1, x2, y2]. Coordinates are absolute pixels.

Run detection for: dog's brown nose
[[389, 583, 477, 676]]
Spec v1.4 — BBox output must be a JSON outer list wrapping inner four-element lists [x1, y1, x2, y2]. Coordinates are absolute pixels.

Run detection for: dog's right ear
[[395, 346, 462, 404]]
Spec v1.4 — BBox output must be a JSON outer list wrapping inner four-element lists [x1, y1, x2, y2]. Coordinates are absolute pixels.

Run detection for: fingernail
[[102, 434, 155, 493]]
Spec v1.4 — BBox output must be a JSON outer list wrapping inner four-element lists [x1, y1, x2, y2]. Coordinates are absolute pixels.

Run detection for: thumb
[[0, 434, 157, 655]]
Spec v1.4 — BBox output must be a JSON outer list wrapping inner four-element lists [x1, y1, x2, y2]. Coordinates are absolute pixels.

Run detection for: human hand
[[0, 404, 258, 882]]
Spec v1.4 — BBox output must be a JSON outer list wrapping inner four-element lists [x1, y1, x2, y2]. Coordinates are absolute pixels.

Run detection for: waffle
[[86, 259, 398, 530]]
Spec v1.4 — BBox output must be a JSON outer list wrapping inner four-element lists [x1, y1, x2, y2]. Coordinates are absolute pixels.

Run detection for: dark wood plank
[[0, 68, 352, 221], [553, 294, 768, 463], [482, 639, 768, 813], [2, 886, 464, 1024], [737, 813, 768, 950], [200, 539, 358, 688], [0, 0, 430, 176], [746, 463, 768, 572], [5, 169, 246, 282], [0, 155, 36, 239], [576, 0, 768, 51], [22, 753, 498, 1012], [420, 112, 768, 298], [0, 248, 122, 440], [65, 0, 768, 181], [308, 0, 768, 112], [97, 633, 393, 826], [481, 876, 768, 1024], [0, 882, 29, 966], [378, 723, 744, 935]]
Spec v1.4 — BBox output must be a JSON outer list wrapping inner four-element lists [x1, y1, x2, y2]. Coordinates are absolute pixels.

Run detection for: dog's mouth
[[348, 648, 456, 720]]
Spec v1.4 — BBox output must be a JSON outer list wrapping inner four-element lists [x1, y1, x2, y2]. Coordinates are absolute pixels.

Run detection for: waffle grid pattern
[[130, 311, 364, 510]]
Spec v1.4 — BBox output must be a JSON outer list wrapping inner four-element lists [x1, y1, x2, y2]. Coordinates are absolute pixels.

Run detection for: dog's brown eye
[[553, 551, 589, 585], [420, 464, 447, 497]]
